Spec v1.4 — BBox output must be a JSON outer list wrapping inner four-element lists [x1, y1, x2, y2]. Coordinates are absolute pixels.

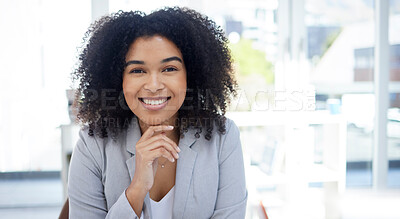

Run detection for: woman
[[68, 7, 247, 219]]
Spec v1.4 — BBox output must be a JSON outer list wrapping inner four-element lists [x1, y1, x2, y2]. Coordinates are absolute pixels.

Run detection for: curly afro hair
[[72, 7, 237, 140]]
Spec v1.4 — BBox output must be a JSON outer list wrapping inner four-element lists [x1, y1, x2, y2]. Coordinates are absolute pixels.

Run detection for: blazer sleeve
[[211, 120, 248, 219], [68, 129, 142, 219]]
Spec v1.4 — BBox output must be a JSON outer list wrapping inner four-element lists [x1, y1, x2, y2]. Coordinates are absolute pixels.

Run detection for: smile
[[139, 97, 171, 110]]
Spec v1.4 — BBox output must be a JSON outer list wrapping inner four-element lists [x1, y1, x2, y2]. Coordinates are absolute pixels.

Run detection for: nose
[[143, 72, 165, 93]]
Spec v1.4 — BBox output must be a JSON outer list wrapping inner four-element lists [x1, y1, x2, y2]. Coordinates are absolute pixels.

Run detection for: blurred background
[[0, 0, 399, 218]]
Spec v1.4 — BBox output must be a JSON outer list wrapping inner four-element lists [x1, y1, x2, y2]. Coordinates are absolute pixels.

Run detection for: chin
[[139, 115, 173, 126]]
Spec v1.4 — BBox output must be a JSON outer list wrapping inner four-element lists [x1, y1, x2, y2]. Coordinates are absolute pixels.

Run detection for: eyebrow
[[125, 60, 144, 66], [125, 56, 183, 67], [161, 56, 183, 64]]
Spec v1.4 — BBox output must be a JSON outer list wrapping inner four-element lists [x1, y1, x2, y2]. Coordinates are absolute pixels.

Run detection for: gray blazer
[[68, 118, 247, 219]]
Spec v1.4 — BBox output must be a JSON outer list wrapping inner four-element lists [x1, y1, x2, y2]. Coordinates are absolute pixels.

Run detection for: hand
[[130, 125, 180, 192]]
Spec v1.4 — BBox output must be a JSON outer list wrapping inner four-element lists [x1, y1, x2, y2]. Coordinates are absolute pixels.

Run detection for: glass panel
[[388, 0, 400, 188], [0, 0, 91, 172], [0, 0, 91, 216], [305, 0, 375, 188]]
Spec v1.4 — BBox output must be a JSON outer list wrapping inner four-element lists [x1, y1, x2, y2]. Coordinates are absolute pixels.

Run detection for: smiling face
[[122, 35, 187, 127]]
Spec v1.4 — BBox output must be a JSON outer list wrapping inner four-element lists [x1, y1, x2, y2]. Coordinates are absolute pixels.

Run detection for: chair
[[260, 200, 269, 219], [59, 198, 69, 219]]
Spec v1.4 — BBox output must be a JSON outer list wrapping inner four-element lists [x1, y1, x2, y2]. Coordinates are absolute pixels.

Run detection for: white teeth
[[142, 98, 167, 105]]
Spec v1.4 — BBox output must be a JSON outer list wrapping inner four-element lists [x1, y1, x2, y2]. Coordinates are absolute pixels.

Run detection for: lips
[[140, 97, 169, 105], [139, 97, 171, 110]]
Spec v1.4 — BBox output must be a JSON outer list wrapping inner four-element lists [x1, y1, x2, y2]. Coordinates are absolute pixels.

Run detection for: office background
[[0, 0, 399, 218]]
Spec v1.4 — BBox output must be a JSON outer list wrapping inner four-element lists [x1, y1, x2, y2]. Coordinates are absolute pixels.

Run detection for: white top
[[147, 186, 175, 219], [139, 186, 175, 219]]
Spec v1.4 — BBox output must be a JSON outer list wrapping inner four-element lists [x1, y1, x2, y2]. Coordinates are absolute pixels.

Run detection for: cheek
[[123, 90, 138, 110], [176, 75, 187, 103], [122, 81, 140, 110], [178, 85, 187, 102]]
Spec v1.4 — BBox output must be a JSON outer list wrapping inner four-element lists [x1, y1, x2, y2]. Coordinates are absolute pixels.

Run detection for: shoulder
[[217, 118, 241, 155], [76, 126, 105, 153], [73, 126, 118, 171], [194, 118, 241, 163], [211, 118, 240, 147], [77, 125, 125, 150], [190, 118, 240, 145], [222, 118, 240, 140]]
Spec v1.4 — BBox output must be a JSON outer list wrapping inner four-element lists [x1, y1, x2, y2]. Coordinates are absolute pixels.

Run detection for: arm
[[68, 129, 141, 219], [211, 120, 248, 219]]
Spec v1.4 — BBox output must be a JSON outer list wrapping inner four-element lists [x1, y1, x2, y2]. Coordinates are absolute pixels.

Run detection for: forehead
[[125, 35, 183, 61]]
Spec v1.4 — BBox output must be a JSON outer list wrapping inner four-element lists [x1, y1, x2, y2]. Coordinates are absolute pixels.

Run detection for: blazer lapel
[[125, 117, 141, 181], [173, 133, 197, 219]]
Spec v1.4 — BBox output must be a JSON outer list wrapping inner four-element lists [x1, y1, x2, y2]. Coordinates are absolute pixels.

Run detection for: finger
[[141, 125, 174, 140], [150, 139, 179, 160], [138, 138, 179, 159], [159, 134, 181, 152], [144, 134, 180, 153], [149, 147, 175, 163]]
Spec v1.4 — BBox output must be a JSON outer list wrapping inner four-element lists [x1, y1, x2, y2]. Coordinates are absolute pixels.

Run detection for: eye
[[129, 69, 146, 74], [162, 67, 177, 72]]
